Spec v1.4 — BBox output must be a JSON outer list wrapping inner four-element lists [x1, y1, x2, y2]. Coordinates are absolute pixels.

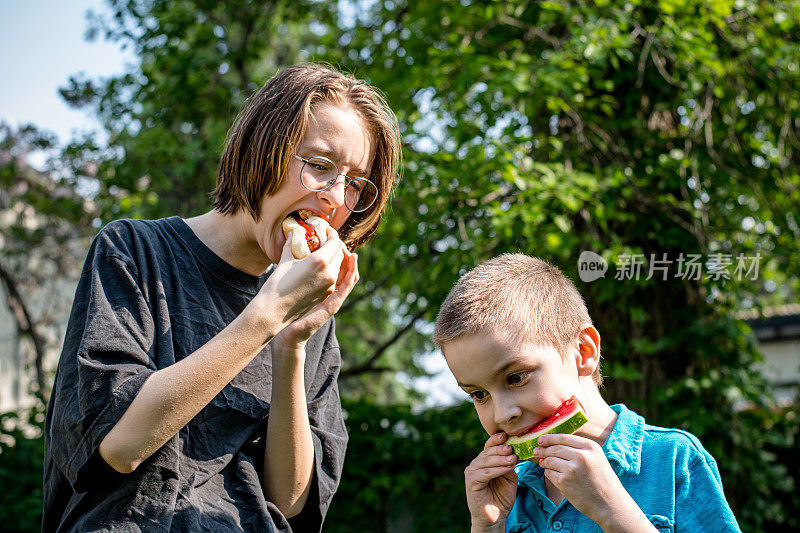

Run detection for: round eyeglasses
[[293, 154, 378, 212]]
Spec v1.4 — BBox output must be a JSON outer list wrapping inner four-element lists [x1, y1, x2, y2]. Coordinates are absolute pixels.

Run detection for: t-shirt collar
[[602, 403, 644, 476]]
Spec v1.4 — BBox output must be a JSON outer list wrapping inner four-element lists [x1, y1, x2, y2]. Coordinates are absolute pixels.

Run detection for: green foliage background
[[2, 0, 799, 531]]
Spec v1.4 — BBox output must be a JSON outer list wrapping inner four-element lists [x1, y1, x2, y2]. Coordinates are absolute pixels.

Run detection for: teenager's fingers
[[334, 255, 349, 287], [351, 253, 360, 284], [315, 228, 345, 261], [484, 432, 508, 449], [317, 238, 344, 263], [342, 253, 359, 290], [336, 250, 356, 286], [325, 224, 340, 242], [280, 230, 296, 263], [331, 246, 345, 273], [328, 256, 359, 307]]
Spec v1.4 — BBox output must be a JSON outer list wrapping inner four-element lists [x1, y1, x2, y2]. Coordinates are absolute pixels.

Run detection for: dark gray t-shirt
[[43, 217, 348, 532]]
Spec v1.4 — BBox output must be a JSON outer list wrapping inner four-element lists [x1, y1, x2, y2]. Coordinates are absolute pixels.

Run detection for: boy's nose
[[494, 398, 522, 427]]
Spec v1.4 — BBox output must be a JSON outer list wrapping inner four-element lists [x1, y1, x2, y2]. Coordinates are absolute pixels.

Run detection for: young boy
[[433, 254, 741, 533]]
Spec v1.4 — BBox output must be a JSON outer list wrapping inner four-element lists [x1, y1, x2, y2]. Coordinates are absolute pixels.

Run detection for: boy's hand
[[465, 432, 518, 531], [532, 433, 630, 527]]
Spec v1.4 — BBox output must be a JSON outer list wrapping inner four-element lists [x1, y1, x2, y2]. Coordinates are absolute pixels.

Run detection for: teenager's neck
[[184, 209, 270, 276], [577, 382, 618, 446]]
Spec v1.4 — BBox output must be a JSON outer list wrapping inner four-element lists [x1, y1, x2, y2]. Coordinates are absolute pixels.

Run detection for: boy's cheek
[[475, 409, 498, 436]]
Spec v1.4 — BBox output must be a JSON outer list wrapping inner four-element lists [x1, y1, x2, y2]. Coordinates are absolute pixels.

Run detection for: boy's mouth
[[506, 424, 537, 438]]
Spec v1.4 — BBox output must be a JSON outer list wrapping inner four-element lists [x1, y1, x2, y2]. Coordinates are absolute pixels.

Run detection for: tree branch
[[0, 260, 48, 403], [340, 307, 427, 378]]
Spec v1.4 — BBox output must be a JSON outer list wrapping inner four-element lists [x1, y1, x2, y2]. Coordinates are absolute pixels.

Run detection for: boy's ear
[[575, 325, 601, 377]]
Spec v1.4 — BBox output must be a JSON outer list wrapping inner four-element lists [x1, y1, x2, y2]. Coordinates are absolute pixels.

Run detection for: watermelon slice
[[505, 396, 589, 461]]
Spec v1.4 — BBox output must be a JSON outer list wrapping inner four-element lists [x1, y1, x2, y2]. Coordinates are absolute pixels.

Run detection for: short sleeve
[[47, 235, 157, 492], [674, 452, 741, 532], [293, 319, 349, 530]]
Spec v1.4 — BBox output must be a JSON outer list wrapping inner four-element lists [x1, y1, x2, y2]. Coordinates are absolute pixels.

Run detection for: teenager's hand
[[464, 432, 518, 531], [270, 225, 359, 350], [532, 433, 632, 526]]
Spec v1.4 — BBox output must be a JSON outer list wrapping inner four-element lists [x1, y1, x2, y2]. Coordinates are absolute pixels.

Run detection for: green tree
[[60, 0, 321, 219], [327, 398, 486, 533], [312, 0, 800, 530], [0, 123, 98, 402], [0, 406, 46, 532], [60, 0, 438, 401], [0, 124, 98, 532], [6, 0, 797, 530]]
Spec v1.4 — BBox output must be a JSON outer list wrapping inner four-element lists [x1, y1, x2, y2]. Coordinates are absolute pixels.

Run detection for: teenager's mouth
[[291, 209, 329, 222]]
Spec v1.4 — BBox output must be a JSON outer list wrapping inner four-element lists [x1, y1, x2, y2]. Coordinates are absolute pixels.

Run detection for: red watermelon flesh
[[505, 396, 589, 461]]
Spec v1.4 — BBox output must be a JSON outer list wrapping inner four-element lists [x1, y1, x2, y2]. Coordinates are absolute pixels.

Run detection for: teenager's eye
[[469, 390, 488, 403], [507, 371, 528, 386], [347, 177, 366, 192], [306, 158, 335, 173]]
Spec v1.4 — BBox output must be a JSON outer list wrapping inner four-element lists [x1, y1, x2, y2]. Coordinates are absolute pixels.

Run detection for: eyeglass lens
[[301, 157, 377, 212]]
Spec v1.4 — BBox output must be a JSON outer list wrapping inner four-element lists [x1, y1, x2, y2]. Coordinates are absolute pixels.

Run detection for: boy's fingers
[[482, 445, 515, 458], [484, 432, 508, 449], [467, 465, 517, 484], [471, 451, 517, 469], [537, 433, 589, 448], [533, 444, 578, 461], [539, 456, 570, 473]]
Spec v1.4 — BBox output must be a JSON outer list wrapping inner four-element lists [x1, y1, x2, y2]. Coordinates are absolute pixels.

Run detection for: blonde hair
[[213, 63, 401, 250], [433, 254, 602, 385]]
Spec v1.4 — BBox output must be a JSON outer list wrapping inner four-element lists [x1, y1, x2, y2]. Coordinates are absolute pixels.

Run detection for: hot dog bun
[[282, 217, 311, 258], [282, 210, 330, 259]]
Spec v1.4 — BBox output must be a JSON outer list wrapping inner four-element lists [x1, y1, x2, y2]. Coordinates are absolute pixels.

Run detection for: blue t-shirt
[[505, 404, 741, 532]]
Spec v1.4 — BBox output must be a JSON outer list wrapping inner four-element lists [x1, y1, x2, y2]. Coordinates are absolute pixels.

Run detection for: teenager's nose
[[318, 178, 347, 209]]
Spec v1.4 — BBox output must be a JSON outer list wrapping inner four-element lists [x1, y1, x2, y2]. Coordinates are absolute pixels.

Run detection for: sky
[[0, 0, 467, 408], [0, 0, 131, 143]]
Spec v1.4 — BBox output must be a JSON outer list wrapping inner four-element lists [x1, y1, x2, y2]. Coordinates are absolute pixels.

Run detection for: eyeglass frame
[[292, 153, 377, 212]]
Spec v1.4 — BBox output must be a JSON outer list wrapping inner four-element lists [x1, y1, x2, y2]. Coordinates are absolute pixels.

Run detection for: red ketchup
[[292, 214, 320, 252]]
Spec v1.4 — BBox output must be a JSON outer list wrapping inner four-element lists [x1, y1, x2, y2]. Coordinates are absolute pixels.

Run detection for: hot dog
[[281, 209, 330, 259]]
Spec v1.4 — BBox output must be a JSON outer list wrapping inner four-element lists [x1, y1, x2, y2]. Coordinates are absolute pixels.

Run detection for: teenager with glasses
[[44, 64, 401, 532]]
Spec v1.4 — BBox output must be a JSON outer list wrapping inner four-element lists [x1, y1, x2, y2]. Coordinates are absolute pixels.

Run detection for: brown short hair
[[433, 254, 602, 385], [213, 63, 401, 250]]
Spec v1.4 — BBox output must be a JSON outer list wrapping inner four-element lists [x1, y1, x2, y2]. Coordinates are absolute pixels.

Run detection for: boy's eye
[[507, 371, 528, 386], [469, 390, 488, 402]]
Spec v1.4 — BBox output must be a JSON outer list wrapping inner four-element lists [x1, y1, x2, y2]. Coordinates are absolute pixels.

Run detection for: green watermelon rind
[[506, 410, 589, 461]]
